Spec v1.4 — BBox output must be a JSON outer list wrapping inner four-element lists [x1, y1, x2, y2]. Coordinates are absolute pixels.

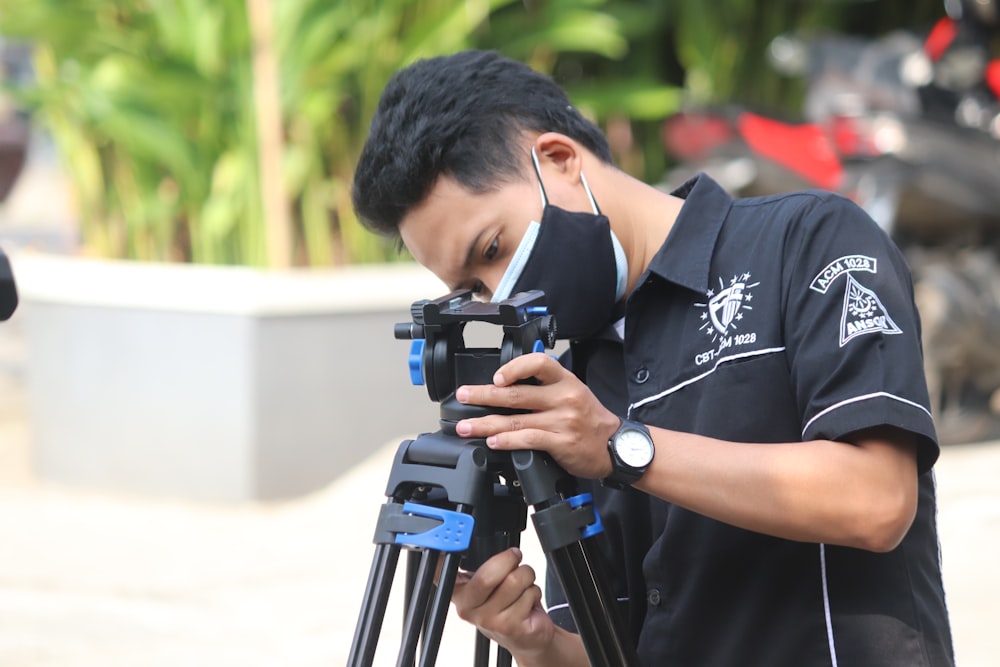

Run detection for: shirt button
[[647, 588, 662, 607], [634, 367, 650, 384]]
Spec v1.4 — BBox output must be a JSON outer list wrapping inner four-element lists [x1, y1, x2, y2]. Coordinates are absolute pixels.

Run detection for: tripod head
[[0, 246, 17, 321], [395, 289, 557, 424]]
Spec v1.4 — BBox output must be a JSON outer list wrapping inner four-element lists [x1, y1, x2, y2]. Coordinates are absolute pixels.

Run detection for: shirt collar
[[645, 173, 731, 294]]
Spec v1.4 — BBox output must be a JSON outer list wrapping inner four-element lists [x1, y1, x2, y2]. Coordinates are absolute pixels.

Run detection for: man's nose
[[481, 264, 511, 301]]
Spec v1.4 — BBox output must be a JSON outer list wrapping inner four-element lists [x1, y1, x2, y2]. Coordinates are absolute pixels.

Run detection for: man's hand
[[451, 547, 591, 667], [452, 548, 554, 655], [453, 353, 620, 479]]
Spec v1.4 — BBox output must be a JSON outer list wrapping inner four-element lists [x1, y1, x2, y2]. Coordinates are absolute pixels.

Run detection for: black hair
[[351, 50, 613, 237]]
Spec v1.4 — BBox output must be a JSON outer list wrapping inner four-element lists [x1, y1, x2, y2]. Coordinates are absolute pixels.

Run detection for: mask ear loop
[[529, 147, 548, 208], [579, 171, 601, 215], [531, 146, 601, 215]]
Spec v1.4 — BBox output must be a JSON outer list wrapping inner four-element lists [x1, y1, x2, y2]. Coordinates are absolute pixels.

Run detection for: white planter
[[12, 254, 446, 501]]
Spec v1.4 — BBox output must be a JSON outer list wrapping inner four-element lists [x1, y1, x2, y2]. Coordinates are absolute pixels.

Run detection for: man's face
[[399, 173, 542, 301]]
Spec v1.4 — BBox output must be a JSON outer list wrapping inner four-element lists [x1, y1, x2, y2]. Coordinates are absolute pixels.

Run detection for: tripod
[[347, 290, 636, 666], [347, 419, 636, 666]]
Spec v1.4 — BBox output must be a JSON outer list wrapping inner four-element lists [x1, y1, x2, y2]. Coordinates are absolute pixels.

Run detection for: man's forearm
[[634, 426, 918, 552]]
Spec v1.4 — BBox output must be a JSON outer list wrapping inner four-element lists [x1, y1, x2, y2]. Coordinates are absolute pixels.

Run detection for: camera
[[0, 246, 16, 321], [394, 288, 557, 405]]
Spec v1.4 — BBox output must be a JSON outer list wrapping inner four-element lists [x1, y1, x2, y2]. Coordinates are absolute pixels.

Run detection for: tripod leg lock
[[373, 501, 475, 552], [531, 493, 604, 553]]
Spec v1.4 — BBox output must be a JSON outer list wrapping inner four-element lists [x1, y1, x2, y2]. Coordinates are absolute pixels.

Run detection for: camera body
[[0, 246, 16, 321]]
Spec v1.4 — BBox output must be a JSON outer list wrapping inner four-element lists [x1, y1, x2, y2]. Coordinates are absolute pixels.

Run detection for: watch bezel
[[614, 427, 655, 467], [603, 419, 654, 489]]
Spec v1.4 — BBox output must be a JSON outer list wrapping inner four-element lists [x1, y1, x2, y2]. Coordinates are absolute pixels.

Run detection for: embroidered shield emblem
[[708, 282, 746, 334]]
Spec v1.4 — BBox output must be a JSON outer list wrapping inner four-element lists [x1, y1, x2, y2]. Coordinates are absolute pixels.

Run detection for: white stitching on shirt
[[801, 392, 933, 438], [820, 544, 840, 667], [546, 597, 630, 615], [627, 347, 786, 417], [930, 470, 951, 625]]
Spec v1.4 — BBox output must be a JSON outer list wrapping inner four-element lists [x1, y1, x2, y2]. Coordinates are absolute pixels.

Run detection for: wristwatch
[[603, 419, 655, 489]]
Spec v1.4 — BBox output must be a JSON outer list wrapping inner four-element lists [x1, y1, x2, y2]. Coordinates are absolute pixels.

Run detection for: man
[[352, 50, 954, 666]]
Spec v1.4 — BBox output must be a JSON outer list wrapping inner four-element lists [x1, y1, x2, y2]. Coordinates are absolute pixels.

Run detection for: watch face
[[615, 429, 654, 468]]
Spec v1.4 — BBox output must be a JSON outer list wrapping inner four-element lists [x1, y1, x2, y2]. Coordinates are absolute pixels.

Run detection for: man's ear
[[533, 132, 583, 183]]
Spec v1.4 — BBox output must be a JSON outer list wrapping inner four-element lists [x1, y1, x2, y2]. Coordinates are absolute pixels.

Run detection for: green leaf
[[570, 80, 683, 119]]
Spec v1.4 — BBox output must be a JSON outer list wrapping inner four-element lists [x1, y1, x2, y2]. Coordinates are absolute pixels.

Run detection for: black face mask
[[491, 149, 627, 340]]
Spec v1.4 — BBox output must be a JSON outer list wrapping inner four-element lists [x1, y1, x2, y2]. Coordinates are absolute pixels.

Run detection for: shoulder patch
[[839, 274, 902, 346]]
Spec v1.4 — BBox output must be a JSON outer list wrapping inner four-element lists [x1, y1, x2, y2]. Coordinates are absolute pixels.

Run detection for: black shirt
[[547, 174, 954, 666]]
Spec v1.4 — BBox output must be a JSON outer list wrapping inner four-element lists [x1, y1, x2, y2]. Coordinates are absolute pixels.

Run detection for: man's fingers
[[488, 576, 544, 634], [456, 382, 542, 411], [454, 559, 540, 631], [452, 548, 523, 611], [494, 352, 566, 386], [453, 569, 473, 587], [454, 354, 569, 412], [456, 412, 547, 440]]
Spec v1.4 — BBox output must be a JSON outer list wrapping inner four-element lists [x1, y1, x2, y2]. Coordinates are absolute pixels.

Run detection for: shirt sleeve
[[780, 192, 939, 472]]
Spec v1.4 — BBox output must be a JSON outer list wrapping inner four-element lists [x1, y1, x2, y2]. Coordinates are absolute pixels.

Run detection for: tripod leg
[[474, 631, 491, 665], [404, 550, 421, 636], [548, 541, 634, 666], [513, 450, 638, 666], [470, 622, 514, 667], [471, 632, 512, 667], [416, 550, 460, 667], [396, 549, 438, 667], [349, 542, 402, 667]]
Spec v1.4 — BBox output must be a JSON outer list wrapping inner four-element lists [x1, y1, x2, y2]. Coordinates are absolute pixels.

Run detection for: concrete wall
[[14, 255, 446, 501]]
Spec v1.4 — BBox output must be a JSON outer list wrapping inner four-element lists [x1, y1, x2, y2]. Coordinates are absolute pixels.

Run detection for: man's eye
[[484, 238, 499, 260]]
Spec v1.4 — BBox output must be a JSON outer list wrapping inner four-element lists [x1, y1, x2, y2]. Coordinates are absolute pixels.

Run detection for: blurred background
[[0, 0, 997, 665]]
